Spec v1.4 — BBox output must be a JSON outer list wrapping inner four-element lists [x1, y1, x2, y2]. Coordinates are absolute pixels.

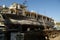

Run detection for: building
[[54, 22, 60, 30]]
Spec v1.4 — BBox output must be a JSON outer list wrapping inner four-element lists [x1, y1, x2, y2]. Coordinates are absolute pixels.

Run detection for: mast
[[23, 0, 28, 5]]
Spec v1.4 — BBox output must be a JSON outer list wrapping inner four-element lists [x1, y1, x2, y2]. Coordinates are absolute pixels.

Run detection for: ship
[[0, 3, 58, 40]]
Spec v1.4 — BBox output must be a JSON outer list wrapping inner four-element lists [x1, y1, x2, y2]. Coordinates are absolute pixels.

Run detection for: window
[[0, 34, 5, 40], [16, 34, 24, 40]]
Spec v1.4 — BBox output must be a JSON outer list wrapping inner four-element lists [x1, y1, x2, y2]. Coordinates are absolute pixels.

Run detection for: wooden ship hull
[[0, 3, 58, 40]]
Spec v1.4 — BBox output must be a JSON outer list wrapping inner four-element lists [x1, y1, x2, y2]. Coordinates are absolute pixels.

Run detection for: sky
[[0, 0, 60, 22]]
